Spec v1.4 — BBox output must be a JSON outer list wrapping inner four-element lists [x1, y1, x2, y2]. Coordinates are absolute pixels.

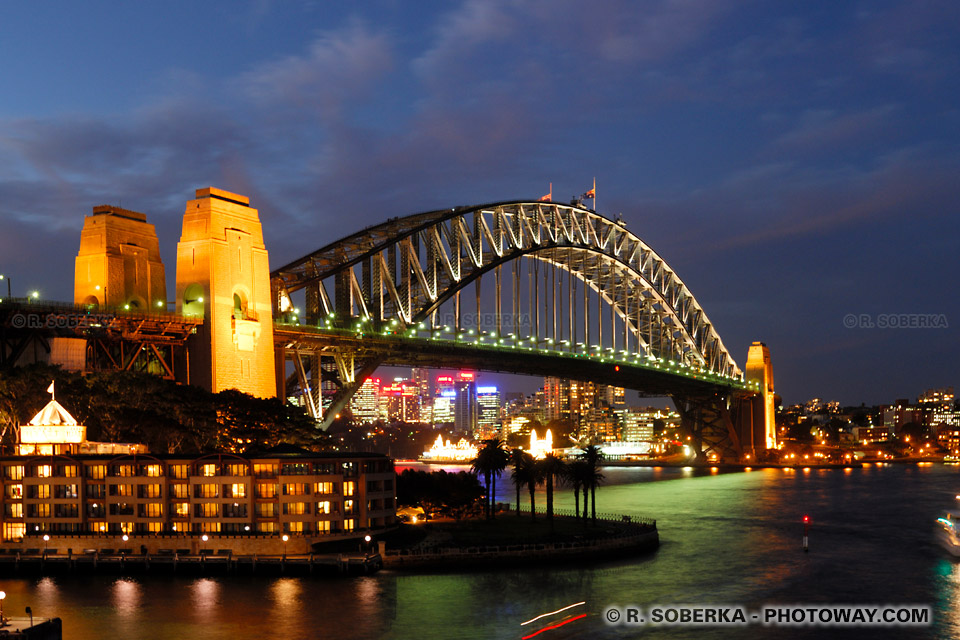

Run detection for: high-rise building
[[379, 379, 421, 423], [618, 407, 679, 442], [454, 372, 477, 436], [544, 377, 626, 441], [476, 386, 501, 439], [350, 377, 380, 424]]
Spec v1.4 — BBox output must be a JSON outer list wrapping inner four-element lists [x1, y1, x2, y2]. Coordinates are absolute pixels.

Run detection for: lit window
[[256, 483, 277, 498]]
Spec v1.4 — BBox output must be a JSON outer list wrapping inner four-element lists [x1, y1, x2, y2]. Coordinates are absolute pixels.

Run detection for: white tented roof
[[28, 400, 79, 427]]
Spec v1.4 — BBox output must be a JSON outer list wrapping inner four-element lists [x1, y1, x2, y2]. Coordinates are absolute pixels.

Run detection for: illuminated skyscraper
[[476, 386, 501, 439], [350, 377, 380, 424], [454, 372, 477, 436]]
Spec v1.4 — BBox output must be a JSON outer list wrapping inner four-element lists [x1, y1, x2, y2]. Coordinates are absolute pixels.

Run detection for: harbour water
[[2, 463, 958, 639]]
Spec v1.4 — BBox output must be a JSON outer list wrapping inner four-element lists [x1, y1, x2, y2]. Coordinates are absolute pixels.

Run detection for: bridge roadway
[[273, 322, 754, 398]]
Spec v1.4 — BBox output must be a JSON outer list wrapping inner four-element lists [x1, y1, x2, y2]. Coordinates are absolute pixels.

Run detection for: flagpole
[[593, 177, 596, 212]]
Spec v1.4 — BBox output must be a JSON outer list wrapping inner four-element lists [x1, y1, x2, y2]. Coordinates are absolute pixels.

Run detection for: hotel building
[[0, 450, 396, 545]]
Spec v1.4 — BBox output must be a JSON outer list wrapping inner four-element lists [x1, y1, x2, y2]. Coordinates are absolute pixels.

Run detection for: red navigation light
[[614, 365, 620, 372], [803, 515, 810, 523]]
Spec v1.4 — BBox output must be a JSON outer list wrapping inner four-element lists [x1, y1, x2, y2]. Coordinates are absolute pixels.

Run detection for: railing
[[510, 505, 656, 527]]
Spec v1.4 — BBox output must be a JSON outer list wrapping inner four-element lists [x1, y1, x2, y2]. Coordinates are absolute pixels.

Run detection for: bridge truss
[[271, 201, 754, 460]]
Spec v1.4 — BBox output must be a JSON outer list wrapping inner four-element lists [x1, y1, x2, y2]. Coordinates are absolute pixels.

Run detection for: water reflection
[[190, 578, 220, 623], [111, 578, 141, 618]]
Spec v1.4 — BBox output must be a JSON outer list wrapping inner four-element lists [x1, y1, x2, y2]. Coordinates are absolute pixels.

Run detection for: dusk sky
[[1, 1, 957, 406]]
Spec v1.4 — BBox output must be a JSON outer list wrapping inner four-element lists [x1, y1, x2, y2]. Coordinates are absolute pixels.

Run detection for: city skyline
[[1, 2, 958, 405]]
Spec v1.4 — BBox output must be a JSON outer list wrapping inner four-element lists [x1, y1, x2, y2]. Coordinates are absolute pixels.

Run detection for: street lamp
[[0, 590, 6, 625], [0, 275, 10, 299], [42, 534, 49, 553], [281, 534, 289, 559], [29, 290, 39, 301]]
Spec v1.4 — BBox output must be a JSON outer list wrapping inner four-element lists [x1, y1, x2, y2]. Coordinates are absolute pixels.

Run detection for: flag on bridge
[[539, 183, 552, 202], [581, 178, 596, 200]]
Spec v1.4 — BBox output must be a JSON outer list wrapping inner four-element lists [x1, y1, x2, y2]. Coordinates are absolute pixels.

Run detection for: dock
[[0, 548, 382, 576]]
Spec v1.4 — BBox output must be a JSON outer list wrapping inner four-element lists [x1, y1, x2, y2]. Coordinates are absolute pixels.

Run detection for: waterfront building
[[854, 425, 891, 444], [882, 402, 938, 431], [0, 449, 395, 543], [18, 383, 146, 457], [618, 407, 677, 443]]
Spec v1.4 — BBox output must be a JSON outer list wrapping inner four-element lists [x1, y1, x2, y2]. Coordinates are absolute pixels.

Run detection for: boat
[[936, 514, 960, 556]]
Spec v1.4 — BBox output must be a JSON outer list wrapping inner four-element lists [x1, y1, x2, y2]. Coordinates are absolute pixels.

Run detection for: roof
[[28, 400, 80, 427]]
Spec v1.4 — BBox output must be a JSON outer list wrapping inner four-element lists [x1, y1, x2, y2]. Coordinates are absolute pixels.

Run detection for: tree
[[525, 455, 544, 521], [538, 453, 566, 526], [565, 459, 589, 520], [471, 438, 510, 519], [579, 445, 605, 525], [509, 448, 532, 517]]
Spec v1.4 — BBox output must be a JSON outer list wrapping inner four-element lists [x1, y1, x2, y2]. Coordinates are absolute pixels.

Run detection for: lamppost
[[0, 590, 6, 625], [281, 534, 289, 559], [0, 274, 9, 299], [364, 534, 372, 554], [42, 534, 49, 554]]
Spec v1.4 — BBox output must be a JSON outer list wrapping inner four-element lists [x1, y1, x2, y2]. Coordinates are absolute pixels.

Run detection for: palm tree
[[565, 459, 588, 520], [509, 449, 534, 517], [539, 453, 567, 526], [525, 457, 544, 521], [579, 445, 605, 525], [471, 438, 510, 519]]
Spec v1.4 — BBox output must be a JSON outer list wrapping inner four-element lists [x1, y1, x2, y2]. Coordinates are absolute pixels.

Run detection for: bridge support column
[[673, 393, 742, 464], [175, 187, 276, 398]]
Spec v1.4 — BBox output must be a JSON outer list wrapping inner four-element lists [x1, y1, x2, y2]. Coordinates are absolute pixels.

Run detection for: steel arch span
[[270, 201, 755, 458]]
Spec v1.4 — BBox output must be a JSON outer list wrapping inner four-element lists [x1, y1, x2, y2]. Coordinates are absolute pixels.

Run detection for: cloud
[[772, 105, 898, 152], [238, 21, 393, 120]]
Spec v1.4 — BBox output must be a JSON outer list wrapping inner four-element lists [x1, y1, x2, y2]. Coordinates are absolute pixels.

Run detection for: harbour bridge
[[270, 200, 770, 461], [1, 189, 775, 462]]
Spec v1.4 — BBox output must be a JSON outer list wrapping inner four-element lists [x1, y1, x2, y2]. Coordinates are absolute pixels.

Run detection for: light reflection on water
[[2, 464, 959, 639]]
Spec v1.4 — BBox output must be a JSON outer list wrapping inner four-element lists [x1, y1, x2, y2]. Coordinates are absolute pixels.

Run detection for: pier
[[0, 548, 382, 576]]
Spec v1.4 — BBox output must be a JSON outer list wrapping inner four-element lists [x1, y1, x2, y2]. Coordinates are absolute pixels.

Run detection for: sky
[[0, 0, 957, 406]]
